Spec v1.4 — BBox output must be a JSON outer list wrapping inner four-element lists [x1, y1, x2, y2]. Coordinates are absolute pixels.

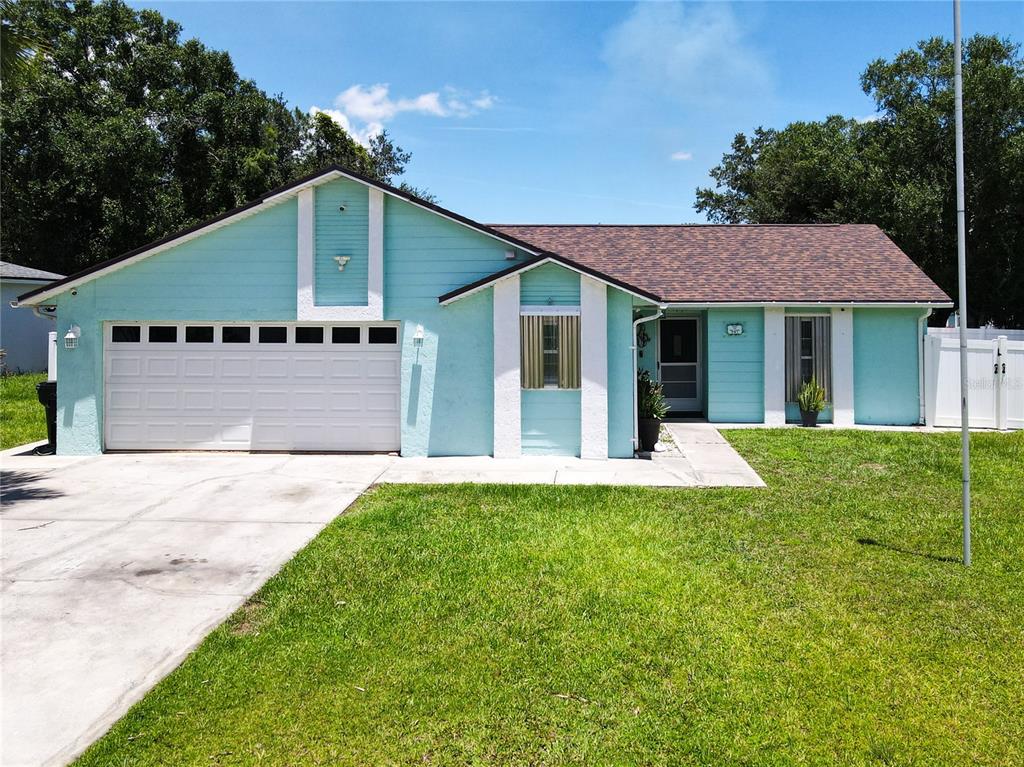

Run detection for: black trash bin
[[35, 380, 57, 455]]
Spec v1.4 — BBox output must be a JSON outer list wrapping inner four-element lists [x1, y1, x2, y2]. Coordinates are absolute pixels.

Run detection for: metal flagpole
[[953, 0, 971, 566]]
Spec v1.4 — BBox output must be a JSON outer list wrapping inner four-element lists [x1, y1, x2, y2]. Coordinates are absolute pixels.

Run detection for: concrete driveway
[[1, 450, 393, 767], [1, 432, 762, 766]]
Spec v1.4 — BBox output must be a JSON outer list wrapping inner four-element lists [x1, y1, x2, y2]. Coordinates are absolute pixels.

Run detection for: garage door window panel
[[258, 327, 288, 344], [111, 326, 141, 343], [185, 326, 214, 343], [222, 326, 251, 344], [332, 327, 360, 344], [147, 326, 177, 343]]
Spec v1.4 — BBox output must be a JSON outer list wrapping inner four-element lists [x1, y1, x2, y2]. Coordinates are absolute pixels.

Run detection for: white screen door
[[659, 318, 702, 413]]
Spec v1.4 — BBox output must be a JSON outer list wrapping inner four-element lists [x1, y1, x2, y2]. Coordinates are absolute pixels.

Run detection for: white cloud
[[312, 83, 496, 146], [670, 150, 693, 161], [854, 113, 881, 124], [603, 3, 770, 107]]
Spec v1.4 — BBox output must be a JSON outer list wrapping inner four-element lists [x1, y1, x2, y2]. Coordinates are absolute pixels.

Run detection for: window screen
[[520, 315, 580, 389]]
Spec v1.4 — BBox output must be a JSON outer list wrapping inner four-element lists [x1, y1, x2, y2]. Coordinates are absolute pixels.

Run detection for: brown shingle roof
[[489, 224, 950, 304]]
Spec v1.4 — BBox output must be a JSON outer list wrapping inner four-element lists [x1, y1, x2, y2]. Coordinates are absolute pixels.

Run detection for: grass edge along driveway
[[0, 372, 47, 450], [76, 429, 1024, 766]]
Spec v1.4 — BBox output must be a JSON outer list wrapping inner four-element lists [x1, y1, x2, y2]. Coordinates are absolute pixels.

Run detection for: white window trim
[[520, 305, 581, 316]]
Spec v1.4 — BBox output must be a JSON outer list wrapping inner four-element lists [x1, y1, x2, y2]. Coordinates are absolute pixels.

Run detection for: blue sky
[[133, 1, 1021, 223]]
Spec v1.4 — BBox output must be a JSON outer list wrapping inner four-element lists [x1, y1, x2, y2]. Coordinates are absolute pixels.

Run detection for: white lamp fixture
[[64, 325, 81, 349], [504, 250, 516, 260], [413, 324, 425, 344], [726, 323, 744, 336]]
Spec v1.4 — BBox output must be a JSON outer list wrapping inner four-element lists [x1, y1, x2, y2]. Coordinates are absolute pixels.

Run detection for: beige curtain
[[785, 316, 831, 400], [558, 315, 580, 389], [520, 315, 579, 389]]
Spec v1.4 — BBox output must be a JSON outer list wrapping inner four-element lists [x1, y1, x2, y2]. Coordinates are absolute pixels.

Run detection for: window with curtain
[[785, 315, 831, 400], [520, 315, 580, 389]]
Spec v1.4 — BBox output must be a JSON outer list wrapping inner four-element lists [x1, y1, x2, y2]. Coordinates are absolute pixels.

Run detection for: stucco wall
[[384, 196, 525, 456], [51, 200, 299, 454], [854, 308, 923, 425]]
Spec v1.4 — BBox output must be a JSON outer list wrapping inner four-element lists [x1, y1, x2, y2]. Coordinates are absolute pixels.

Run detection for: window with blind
[[785, 316, 831, 400], [520, 315, 580, 389]]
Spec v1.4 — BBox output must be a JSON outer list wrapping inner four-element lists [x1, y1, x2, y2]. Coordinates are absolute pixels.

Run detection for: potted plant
[[796, 377, 828, 427], [637, 370, 669, 451]]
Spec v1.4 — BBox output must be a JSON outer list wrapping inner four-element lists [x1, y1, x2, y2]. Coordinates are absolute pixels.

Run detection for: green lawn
[[78, 430, 1022, 766], [0, 372, 47, 449]]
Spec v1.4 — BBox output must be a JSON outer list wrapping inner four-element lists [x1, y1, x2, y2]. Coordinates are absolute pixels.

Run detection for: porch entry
[[658, 318, 702, 413]]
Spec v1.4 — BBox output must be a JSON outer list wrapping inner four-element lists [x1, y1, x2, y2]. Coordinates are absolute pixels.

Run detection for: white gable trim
[[17, 168, 542, 307], [296, 187, 385, 321], [440, 256, 662, 307]]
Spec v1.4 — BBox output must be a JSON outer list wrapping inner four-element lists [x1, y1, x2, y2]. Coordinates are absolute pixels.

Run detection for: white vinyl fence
[[924, 332, 1024, 430]]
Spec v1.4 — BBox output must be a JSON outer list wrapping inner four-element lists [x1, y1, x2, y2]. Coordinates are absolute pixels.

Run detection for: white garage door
[[104, 322, 401, 451]]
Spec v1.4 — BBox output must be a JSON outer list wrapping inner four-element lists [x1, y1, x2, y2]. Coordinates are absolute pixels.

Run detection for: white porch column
[[367, 188, 384, 319], [296, 188, 314, 317], [493, 275, 521, 458], [580, 276, 608, 459], [831, 307, 855, 426], [764, 307, 786, 425]]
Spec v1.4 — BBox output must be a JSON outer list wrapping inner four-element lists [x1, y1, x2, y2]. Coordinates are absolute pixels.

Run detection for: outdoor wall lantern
[[64, 325, 81, 349], [726, 323, 744, 336], [333, 256, 351, 271], [413, 324, 425, 345]]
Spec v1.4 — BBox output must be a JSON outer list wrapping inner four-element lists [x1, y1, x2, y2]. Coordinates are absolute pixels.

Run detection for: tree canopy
[[696, 35, 1024, 326], [1, 0, 425, 276]]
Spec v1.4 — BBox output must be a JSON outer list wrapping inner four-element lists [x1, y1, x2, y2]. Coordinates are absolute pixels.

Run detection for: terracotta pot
[[638, 417, 661, 451]]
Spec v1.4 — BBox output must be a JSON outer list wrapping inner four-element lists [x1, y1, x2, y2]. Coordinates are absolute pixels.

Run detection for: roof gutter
[[660, 301, 954, 309], [632, 308, 665, 452]]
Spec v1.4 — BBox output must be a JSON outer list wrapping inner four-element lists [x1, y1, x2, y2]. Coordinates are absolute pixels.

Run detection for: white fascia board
[[520, 305, 581, 316], [441, 257, 660, 307]]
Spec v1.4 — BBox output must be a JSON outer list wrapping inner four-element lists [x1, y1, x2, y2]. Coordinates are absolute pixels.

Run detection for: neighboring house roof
[[487, 224, 951, 305], [15, 165, 547, 306], [1, 261, 64, 282]]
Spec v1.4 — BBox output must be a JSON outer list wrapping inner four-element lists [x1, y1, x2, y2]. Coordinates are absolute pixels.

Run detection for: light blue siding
[[854, 308, 922, 425], [706, 308, 764, 423], [520, 262, 580, 306], [52, 200, 299, 454], [315, 179, 369, 306], [385, 197, 526, 456], [522, 389, 581, 456], [607, 288, 635, 457]]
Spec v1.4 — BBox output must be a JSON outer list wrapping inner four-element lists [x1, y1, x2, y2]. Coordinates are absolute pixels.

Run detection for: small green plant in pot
[[637, 370, 669, 451], [796, 377, 828, 427]]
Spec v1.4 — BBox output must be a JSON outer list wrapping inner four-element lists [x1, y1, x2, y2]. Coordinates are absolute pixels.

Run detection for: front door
[[659, 318, 702, 413]]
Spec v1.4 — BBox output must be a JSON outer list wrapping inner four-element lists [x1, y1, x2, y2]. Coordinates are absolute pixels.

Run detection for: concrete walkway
[[660, 422, 766, 487], [0, 433, 760, 765]]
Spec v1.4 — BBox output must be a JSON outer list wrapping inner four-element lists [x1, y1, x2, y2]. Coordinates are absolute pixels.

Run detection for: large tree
[[1, 0, 420, 276], [696, 35, 1024, 326]]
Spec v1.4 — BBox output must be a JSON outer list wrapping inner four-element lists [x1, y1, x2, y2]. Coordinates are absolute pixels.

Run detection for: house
[[2, 261, 64, 372], [14, 166, 951, 457]]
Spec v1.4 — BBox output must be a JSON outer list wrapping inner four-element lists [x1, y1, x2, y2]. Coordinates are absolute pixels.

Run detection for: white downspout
[[917, 308, 933, 425], [632, 309, 664, 451]]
